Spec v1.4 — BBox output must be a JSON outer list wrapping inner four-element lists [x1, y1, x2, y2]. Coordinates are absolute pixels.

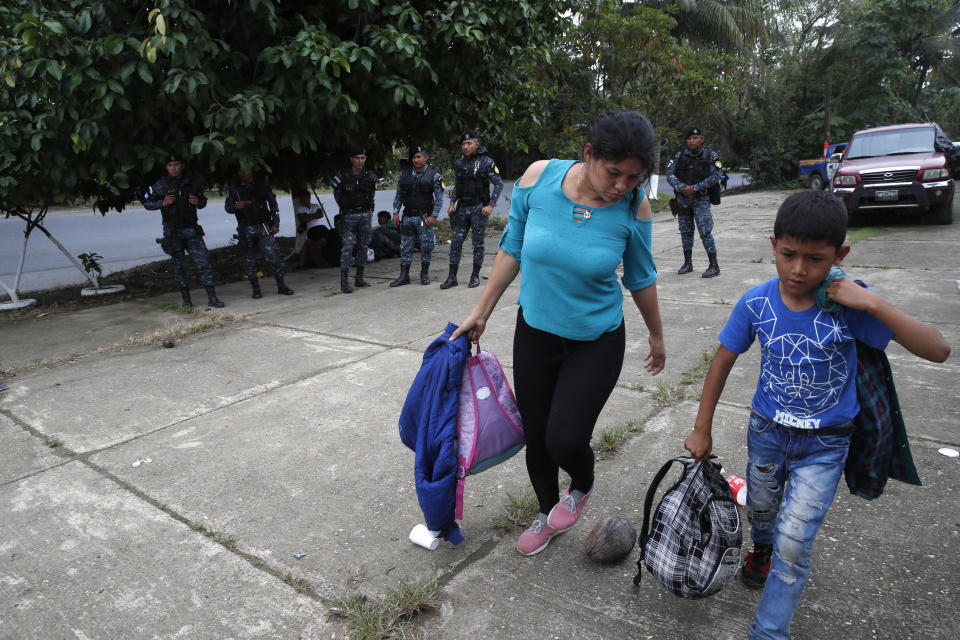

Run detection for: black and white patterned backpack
[[633, 456, 742, 598]]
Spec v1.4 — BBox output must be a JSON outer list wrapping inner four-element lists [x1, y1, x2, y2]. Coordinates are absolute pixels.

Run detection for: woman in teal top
[[451, 111, 666, 556]]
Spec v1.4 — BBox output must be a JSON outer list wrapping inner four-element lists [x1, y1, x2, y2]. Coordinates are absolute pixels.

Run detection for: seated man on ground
[[370, 210, 401, 261]]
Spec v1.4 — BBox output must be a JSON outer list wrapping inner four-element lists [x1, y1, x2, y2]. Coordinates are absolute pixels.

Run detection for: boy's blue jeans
[[745, 410, 852, 640]]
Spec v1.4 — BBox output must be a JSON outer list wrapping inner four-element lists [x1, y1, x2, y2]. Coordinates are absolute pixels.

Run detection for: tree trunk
[[23, 207, 101, 289], [824, 66, 833, 144]]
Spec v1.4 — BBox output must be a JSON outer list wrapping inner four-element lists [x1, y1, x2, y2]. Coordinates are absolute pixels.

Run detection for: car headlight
[[835, 175, 857, 186], [922, 168, 948, 180]]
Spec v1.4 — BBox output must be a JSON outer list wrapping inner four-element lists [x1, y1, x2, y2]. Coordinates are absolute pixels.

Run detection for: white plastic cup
[[409, 524, 441, 550]]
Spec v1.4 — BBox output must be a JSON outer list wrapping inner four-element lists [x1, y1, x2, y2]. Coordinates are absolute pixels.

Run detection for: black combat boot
[[390, 264, 411, 287], [180, 287, 193, 308], [205, 285, 225, 308], [420, 262, 431, 285], [341, 269, 354, 293], [275, 275, 294, 295], [702, 252, 720, 278], [250, 278, 263, 299], [354, 266, 371, 288], [439, 264, 459, 289], [677, 250, 693, 275], [468, 263, 482, 288]]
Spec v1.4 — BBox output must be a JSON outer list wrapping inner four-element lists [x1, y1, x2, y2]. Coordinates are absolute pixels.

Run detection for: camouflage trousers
[[240, 224, 284, 279], [340, 211, 372, 270], [676, 197, 717, 254], [399, 215, 436, 265], [164, 224, 215, 288], [449, 204, 488, 266]]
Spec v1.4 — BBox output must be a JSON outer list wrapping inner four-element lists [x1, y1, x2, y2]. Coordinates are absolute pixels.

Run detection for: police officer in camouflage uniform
[[667, 127, 723, 278], [332, 147, 377, 293], [142, 154, 225, 308], [389, 145, 443, 287], [441, 132, 504, 289], [225, 168, 294, 298]]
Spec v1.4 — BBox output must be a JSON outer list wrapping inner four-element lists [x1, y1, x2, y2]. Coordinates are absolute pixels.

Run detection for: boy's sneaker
[[546, 487, 593, 533], [516, 517, 558, 556], [740, 543, 773, 589]]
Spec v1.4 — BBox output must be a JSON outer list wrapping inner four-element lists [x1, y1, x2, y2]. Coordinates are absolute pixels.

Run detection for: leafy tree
[[518, 1, 730, 171], [0, 0, 572, 302], [633, 0, 769, 53]]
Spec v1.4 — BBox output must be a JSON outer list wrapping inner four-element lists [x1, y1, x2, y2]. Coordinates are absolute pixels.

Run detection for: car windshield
[[846, 127, 935, 159]]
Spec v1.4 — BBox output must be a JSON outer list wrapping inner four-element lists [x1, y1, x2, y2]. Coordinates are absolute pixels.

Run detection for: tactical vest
[[338, 169, 376, 212], [454, 154, 491, 205], [232, 182, 272, 226], [673, 147, 716, 186], [158, 176, 200, 228], [398, 167, 438, 213]]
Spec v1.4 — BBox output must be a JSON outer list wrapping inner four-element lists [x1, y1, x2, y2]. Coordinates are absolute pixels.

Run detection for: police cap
[[166, 153, 183, 163], [348, 146, 366, 157], [409, 145, 428, 159], [460, 131, 479, 143], [684, 127, 703, 139]]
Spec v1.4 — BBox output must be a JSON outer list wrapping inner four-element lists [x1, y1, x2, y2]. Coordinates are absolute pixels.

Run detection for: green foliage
[[517, 2, 730, 169], [492, 491, 539, 531], [327, 578, 439, 640], [77, 252, 103, 276], [713, 0, 960, 185], [0, 0, 574, 217]]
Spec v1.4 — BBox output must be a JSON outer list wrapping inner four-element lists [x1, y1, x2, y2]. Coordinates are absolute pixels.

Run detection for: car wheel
[[923, 185, 955, 225], [925, 199, 954, 225], [809, 174, 824, 191]]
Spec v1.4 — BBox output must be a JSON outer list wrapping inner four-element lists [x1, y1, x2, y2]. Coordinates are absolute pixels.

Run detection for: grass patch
[[651, 382, 685, 408], [847, 263, 903, 270], [644, 346, 718, 409], [846, 227, 886, 244], [680, 346, 718, 386], [492, 491, 539, 532], [188, 522, 238, 550], [592, 418, 647, 459], [327, 577, 439, 640], [156, 301, 204, 313], [1, 311, 241, 380], [279, 572, 313, 595], [42, 435, 63, 448], [751, 257, 764, 263], [124, 312, 239, 349], [593, 426, 630, 459]]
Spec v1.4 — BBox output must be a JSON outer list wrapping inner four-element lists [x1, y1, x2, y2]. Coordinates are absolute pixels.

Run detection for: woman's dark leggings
[[513, 308, 625, 515]]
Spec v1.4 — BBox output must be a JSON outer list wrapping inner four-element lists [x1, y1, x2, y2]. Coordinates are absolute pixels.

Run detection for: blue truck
[[797, 142, 847, 190]]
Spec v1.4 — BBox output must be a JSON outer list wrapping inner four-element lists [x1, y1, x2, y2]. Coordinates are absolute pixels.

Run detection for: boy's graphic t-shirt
[[719, 278, 894, 429]]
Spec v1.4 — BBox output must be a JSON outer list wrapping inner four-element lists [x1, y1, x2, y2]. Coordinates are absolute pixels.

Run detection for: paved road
[[0, 172, 751, 294]]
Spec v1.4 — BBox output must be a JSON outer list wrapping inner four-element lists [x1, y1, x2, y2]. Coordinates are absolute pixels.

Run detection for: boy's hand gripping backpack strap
[[633, 456, 689, 586]]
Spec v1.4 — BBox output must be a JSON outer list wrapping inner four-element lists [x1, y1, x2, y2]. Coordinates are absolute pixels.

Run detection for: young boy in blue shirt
[[684, 190, 950, 640]]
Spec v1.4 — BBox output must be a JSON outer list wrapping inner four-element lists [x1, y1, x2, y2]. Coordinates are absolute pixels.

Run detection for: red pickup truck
[[831, 123, 956, 224]]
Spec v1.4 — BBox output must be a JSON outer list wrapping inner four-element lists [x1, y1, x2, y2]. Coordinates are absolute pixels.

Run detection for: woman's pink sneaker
[[516, 517, 558, 556], [546, 487, 593, 532]]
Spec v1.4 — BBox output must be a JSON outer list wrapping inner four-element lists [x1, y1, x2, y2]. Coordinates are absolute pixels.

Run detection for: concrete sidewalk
[[1, 191, 958, 639]]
